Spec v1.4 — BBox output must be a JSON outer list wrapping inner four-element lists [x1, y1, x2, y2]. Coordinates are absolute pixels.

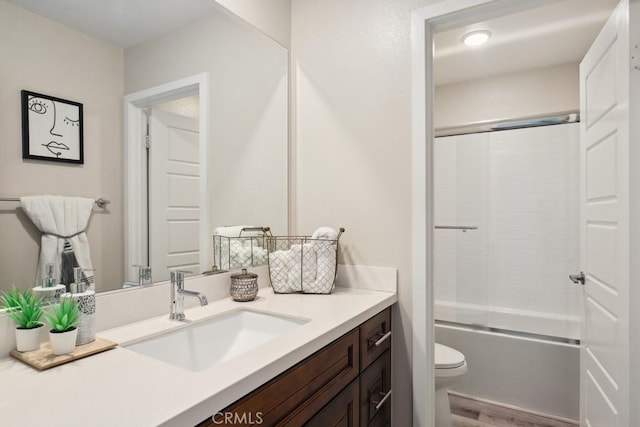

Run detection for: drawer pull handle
[[371, 390, 392, 410], [370, 331, 392, 347]]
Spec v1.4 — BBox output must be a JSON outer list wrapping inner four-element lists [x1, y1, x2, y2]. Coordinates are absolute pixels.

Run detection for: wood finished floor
[[449, 394, 578, 427]]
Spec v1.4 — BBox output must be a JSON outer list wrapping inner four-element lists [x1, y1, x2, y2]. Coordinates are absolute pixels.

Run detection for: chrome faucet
[[123, 265, 153, 288], [169, 270, 208, 321], [134, 264, 152, 286]]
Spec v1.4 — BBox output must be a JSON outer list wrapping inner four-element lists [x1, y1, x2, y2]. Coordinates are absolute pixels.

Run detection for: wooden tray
[[10, 336, 118, 370]]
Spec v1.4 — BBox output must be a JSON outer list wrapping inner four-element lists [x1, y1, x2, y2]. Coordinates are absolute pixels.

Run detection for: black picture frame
[[21, 90, 84, 164]]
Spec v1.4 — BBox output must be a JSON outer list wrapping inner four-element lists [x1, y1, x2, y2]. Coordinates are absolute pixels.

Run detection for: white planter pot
[[49, 327, 78, 355], [15, 324, 44, 352]]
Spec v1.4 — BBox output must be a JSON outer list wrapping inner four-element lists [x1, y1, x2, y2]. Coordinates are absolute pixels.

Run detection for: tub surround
[[0, 265, 396, 427]]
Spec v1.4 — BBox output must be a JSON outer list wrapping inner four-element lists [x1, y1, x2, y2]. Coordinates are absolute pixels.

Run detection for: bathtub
[[435, 319, 580, 422], [435, 299, 581, 341]]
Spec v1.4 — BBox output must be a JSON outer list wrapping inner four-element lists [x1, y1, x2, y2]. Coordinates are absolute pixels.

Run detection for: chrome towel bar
[[434, 225, 478, 231], [0, 197, 110, 209]]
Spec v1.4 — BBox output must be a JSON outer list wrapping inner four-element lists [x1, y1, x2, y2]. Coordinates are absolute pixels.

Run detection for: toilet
[[435, 343, 467, 427]]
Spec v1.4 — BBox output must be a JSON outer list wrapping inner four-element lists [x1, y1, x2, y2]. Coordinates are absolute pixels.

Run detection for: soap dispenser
[[69, 267, 96, 345], [32, 263, 66, 303]]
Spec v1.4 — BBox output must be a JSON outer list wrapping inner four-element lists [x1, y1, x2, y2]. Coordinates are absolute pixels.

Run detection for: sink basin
[[124, 309, 307, 372]]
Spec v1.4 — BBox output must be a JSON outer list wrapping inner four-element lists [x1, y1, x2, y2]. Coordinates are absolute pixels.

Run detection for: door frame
[[410, 1, 561, 425], [124, 73, 210, 283]]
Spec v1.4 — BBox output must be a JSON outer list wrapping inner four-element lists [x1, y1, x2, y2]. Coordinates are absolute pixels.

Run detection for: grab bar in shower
[[434, 226, 478, 231]]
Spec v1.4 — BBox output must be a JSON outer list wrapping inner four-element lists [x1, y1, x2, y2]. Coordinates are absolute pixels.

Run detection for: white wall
[[0, 0, 124, 292], [215, 0, 291, 48], [435, 63, 579, 129], [291, 0, 442, 423], [291, 5, 586, 423], [125, 5, 289, 237], [434, 123, 581, 339]]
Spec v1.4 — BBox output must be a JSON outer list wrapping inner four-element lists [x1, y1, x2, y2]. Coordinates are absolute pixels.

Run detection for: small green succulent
[[0, 286, 22, 310], [45, 298, 79, 333], [0, 287, 44, 329]]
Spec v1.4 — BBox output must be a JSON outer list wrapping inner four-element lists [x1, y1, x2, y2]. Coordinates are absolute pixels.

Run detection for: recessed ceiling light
[[462, 30, 491, 47]]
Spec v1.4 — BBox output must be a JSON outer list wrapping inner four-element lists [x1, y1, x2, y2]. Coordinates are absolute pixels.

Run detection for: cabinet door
[[359, 308, 391, 371], [305, 379, 360, 427], [200, 329, 359, 427], [360, 351, 391, 427]]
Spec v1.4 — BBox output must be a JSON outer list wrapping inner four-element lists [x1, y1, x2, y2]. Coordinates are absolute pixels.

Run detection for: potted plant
[[0, 286, 45, 352], [45, 297, 80, 355]]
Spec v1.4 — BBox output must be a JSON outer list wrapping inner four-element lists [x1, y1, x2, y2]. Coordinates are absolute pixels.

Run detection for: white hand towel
[[252, 246, 268, 266], [228, 239, 248, 269], [20, 195, 95, 289], [304, 243, 337, 294], [287, 245, 302, 291], [269, 250, 299, 293], [311, 227, 339, 252], [290, 243, 317, 286], [311, 226, 339, 241], [213, 225, 262, 237]]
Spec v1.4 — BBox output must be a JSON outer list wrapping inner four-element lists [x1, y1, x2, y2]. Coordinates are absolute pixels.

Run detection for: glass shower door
[[433, 122, 582, 340], [433, 131, 491, 328]]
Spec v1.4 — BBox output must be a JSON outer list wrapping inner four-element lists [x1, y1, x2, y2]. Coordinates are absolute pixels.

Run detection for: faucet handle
[[134, 264, 152, 282], [74, 267, 96, 293], [171, 270, 193, 282]]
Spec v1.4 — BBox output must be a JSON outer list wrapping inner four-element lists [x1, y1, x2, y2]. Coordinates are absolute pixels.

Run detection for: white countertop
[[0, 286, 396, 426]]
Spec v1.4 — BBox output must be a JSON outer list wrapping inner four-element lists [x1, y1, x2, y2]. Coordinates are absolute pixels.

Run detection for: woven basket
[[267, 228, 344, 294]]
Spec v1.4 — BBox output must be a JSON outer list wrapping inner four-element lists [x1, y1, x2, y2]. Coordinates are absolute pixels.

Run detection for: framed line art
[[21, 90, 84, 164]]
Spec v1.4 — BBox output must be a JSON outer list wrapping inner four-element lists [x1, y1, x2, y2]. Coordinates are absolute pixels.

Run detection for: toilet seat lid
[[435, 343, 465, 369]]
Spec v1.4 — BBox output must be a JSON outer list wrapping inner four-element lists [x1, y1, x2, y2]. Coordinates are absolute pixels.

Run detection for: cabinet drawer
[[201, 329, 359, 426], [359, 350, 391, 427], [305, 379, 360, 427], [359, 308, 391, 370]]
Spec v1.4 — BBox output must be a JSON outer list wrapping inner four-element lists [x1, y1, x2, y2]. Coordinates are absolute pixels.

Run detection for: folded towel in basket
[[303, 242, 337, 293], [290, 243, 317, 286], [269, 250, 300, 293], [269, 228, 340, 294], [252, 246, 268, 265], [214, 225, 264, 238], [311, 226, 339, 241]]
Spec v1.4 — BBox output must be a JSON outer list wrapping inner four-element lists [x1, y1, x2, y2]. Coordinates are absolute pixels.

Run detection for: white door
[[149, 109, 201, 282], [579, 2, 631, 425]]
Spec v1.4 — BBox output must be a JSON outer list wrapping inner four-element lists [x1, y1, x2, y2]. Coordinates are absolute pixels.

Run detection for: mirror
[[0, 0, 288, 294]]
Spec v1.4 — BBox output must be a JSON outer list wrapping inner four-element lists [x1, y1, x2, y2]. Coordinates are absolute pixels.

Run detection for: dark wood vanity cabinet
[[359, 308, 391, 371], [359, 350, 391, 426], [198, 306, 392, 427], [358, 308, 392, 427], [305, 378, 360, 427]]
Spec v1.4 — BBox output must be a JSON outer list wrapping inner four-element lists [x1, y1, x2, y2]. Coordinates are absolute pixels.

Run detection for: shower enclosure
[[433, 119, 581, 340]]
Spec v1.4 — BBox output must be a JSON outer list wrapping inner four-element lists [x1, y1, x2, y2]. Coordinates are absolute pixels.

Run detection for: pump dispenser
[[66, 267, 97, 345], [32, 263, 66, 303]]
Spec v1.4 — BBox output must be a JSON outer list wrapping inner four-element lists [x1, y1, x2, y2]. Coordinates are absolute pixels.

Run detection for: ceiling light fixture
[[462, 30, 491, 47]]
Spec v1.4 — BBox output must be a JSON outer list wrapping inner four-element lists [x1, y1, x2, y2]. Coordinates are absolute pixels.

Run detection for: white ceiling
[[10, 0, 618, 81], [8, 0, 219, 48], [434, 0, 619, 86]]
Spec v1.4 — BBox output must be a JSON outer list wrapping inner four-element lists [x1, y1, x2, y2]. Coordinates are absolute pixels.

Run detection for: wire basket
[[267, 228, 345, 294], [213, 227, 272, 271]]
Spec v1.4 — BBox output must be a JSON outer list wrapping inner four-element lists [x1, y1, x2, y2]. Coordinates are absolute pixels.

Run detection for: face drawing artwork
[[22, 90, 83, 164]]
